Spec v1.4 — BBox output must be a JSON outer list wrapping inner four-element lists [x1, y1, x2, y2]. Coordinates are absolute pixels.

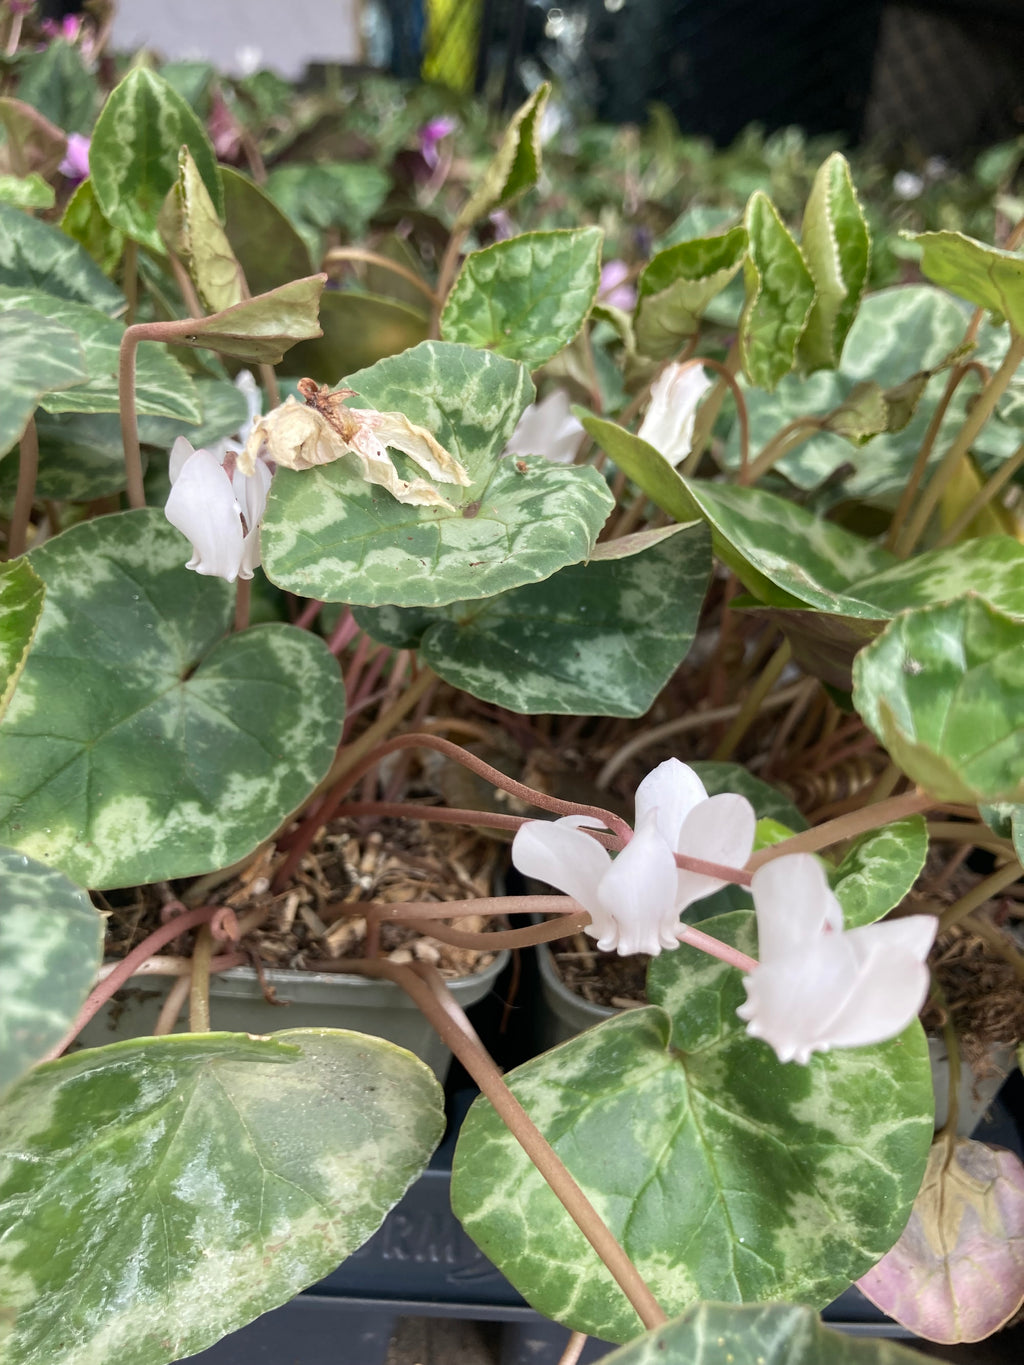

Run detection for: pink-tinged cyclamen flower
[[503, 390, 585, 466], [598, 260, 636, 313], [737, 854, 937, 1065], [418, 116, 457, 169], [512, 758, 756, 956], [58, 132, 90, 183], [637, 363, 713, 468]]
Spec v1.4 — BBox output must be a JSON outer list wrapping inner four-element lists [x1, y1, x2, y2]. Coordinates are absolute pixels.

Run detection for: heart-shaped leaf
[[740, 192, 816, 390], [0, 509, 345, 887], [858, 1137, 1024, 1343], [853, 596, 1024, 803], [0, 201, 124, 313], [90, 66, 222, 254], [0, 558, 44, 719], [159, 146, 246, 313], [261, 341, 613, 607], [690, 761, 808, 829], [451, 911, 933, 1344], [601, 1303, 926, 1365], [0, 848, 102, 1095], [171, 274, 327, 364], [0, 285, 200, 420], [0, 1028, 444, 1365], [831, 817, 929, 929], [634, 225, 747, 359], [455, 84, 549, 230], [278, 288, 428, 380], [220, 165, 314, 296], [441, 228, 603, 368], [0, 308, 88, 456], [798, 152, 871, 372], [359, 523, 711, 716], [911, 230, 1024, 333]]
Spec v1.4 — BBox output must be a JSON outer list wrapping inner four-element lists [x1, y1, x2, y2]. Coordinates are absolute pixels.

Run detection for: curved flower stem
[[677, 924, 757, 973], [322, 246, 438, 307], [234, 577, 251, 633], [44, 903, 238, 1059], [340, 956, 669, 1334], [95, 952, 246, 979], [742, 416, 823, 485], [9, 415, 39, 558], [432, 228, 468, 337], [336, 798, 529, 837], [189, 924, 215, 1032], [321, 911, 591, 954], [557, 1332, 589, 1365], [747, 789, 935, 870]]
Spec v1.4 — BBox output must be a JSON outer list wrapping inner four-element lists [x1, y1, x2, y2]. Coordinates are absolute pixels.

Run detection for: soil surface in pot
[[96, 816, 504, 981]]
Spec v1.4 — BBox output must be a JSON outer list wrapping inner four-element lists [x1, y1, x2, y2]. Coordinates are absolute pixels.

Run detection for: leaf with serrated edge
[[799, 153, 871, 372], [831, 817, 929, 929], [261, 341, 613, 607], [0, 285, 199, 421], [910, 230, 1024, 334], [159, 146, 246, 313], [0, 510, 345, 887], [0, 848, 101, 1094], [740, 192, 816, 390], [414, 523, 711, 716], [0, 201, 124, 313], [89, 66, 222, 254], [0, 558, 44, 720], [634, 226, 747, 359], [0, 309, 87, 456], [455, 84, 549, 230], [441, 228, 603, 368], [451, 910, 932, 1344], [0, 1029, 444, 1365], [853, 597, 1024, 803], [601, 1303, 927, 1365]]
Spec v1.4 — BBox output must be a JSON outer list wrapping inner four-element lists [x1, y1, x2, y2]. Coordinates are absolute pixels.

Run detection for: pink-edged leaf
[[857, 1136, 1024, 1343]]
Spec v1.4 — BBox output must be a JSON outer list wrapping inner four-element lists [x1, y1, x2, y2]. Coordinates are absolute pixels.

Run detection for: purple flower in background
[[59, 133, 90, 184], [598, 260, 636, 313], [41, 15, 82, 41], [418, 116, 457, 170], [489, 209, 515, 241]]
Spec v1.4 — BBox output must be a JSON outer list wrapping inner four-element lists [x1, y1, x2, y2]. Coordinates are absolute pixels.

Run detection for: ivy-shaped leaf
[[798, 152, 871, 372], [0, 558, 44, 720], [739, 192, 816, 390]]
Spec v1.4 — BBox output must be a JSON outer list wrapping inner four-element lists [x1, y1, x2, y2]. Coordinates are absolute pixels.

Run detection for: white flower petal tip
[[164, 440, 271, 583], [637, 363, 713, 468], [739, 851, 938, 1065], [503, 390, 585, 465]]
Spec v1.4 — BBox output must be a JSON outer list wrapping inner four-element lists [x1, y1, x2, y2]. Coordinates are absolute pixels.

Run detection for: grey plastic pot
[[76, 953, 509, 1082], [537, 944, 1015, 1136]]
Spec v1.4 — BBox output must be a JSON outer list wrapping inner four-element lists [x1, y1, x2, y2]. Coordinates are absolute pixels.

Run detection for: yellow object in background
[[422, 0, 481, 93], [939, 456, 1023, 543]]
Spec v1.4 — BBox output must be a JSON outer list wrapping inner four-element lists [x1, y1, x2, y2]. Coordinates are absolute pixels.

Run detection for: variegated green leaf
[[0, 848, 101, 1095], [739, 192, 816, 390], [602, 1303, 926, 1365], [0, 1029, 444, 1365], [220, 165, 313, 296], [0, 285, 200, 421], [910, 229, 1024, 333], [263, 162, 391, 260], [158, 146, 246, 313], [690, 761, 807, 830], [452, 911, 933, 1344], [0, 202, 123, 313], [455, 84, 549, 231], [13, 37, 97, 135], [0, 309, 88, 457], [359, 524, 711, 716], [0, 174, 54, 211], [89, 66, 222, 254], [854, 536, 1024, 618], [798, 152, 871, 372], [0, 509, 345, 887], [634, 225, 747, 359], [261, 342, 613, 607], [60, 177, 126, 277], [279, 288, 428, 380], [831, 817, 929, 929], [980, 802, 1024, 863], [441, 228, 603, 368], [853, 597, 1024, 803], [0, 558, 44, 720]]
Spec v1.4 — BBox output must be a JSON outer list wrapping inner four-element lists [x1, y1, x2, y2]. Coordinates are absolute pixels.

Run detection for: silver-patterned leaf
[[0, 308, 87, 457], [0, 201, 123, 313], [831, 817, 929, 929]]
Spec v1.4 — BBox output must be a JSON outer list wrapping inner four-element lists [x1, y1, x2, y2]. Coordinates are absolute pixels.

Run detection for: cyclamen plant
[[0, 32, 1023, 1365]]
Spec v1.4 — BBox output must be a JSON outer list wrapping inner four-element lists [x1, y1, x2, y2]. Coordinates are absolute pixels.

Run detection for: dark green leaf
[[0, 558, 44, 718], [14, 39, 97, 134], [278, 288, 427, 380], [220, 165, 313, 296], [60, 177, 126, 276], [264, 162, 391, 258]]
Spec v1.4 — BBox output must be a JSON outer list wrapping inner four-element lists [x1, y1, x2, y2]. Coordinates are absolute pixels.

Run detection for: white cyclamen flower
[[637, 363, 712, 468], [737, 853, 937, 1065], [164, 436, 271, 582], [512, 758, 756, 956], [503, 390, 585, 466]]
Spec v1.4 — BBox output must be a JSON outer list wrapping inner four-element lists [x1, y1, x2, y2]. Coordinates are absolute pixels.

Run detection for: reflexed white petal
[[634, 757, 707, 846], [236, 459, 271, 578], [637, 364, 712, 467], [234, 369, 262, 442], [164, 448, 244, 581], [596, 811, 680, 954], [675, 793, 756, 910], [168, 436, 197, 485], [504, 390, 585, 465], [737, 935, 861, 1064], [750, 853, 838, 960], [512, 818, 614, 943], [815, 943, 931, 1050]]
